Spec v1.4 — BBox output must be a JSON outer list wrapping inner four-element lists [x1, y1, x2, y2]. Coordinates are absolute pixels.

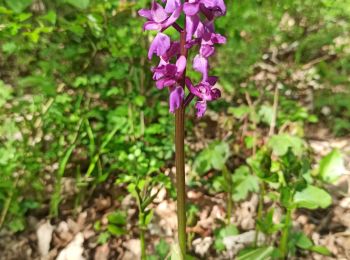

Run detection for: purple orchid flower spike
[[138, 1, 182, 31], [138, 1, 226, 258], [139, 0, 226, 116]]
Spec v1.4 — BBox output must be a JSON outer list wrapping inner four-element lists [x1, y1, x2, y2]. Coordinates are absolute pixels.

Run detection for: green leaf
[[155, 239, 170, 258], [40, 10, 57, 24], [8, 218, 26, 232], [93, 220, 101, 231], [232, 166, 259, 201], [247, 150, 278, 182], [2, 42, 17, 54], [280, 186, 292, 208], [97, 232, 111, 244], [0, 80, 13, 107], [214, 224, 239, 252], [257, 209, 283, 235], [228, 105, 249, 118], [295, 233, 313, 249], [221, 224, 239, 237], [193, 148, 212, 174], [259, 105, 274, 125], [107, 224, 126, 236], [244, 136, 255, 149], [107, 211, 127, 226], [134, 95, 146, 107], [5, 0, 32, 12], [144, 209, 153, 226], [237, 246, 275, 260], [310, 245, 331, 256], [268, 134, 304, 156], [294, 185, 332, 209], [212, 142, 231, 170], [193, 141, 230, 174], [18, 76, 56, 96], [65, 0, 90, 9], [318, 149, 345, 183]]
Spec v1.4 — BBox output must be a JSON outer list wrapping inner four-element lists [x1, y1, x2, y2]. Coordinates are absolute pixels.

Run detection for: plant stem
[[0, 176, 19, 230], [175, 106, 186, 258], [140, 227, 146, 260], [254, 182, 265, 247], [269, 84, 279, 137], [223, 166, 233, 224], [280, 207, 292, 259], [175, 29, 188, 259], [226, 191, 233, 224]]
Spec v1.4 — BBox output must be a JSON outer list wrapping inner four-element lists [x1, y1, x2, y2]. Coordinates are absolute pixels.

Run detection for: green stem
[[280, 207, 292, 259], [140, 227, 146, 260], [254, 182, 265, 247], [226, 192, 232, 225], [223, 166, 233, 224], [175, 28, 188, 259], [0, 176, 19, 230]]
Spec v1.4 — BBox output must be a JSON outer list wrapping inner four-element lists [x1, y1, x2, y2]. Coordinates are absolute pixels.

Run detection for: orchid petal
[[193, 54, 208, 81], [195, 101, 207, 117], [185, 15, 200, 41], [151, 1, 168, 23], [212, 33, 227, 44], [207, 76, 218, 86], [156, 78, 176, 89], [200, 44, 215, 57], [148, 32, 170, 60], [210, 88, 221, 100], [165, 0, 182, 13], [162, 5, 182, 29], [143, 21, 162, 31], [138, 9, 153, 20], [162, 41, 180, 61], [169, 86, 184, 113], [183, 2, 200, 16], [176, 55, 187, 75]]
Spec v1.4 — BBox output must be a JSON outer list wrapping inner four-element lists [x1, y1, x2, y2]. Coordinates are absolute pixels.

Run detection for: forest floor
[[0, 123, 349, 260]]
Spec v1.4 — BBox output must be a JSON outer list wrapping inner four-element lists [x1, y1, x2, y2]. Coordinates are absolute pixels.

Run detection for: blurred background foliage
[[0, 0, 349, 258]]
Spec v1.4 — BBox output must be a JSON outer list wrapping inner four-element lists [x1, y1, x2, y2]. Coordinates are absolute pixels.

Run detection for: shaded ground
[[0, 125, 349, 260]]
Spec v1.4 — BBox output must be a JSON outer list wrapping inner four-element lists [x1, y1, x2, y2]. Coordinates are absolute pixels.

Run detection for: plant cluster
[[0, 0, 349, 259]]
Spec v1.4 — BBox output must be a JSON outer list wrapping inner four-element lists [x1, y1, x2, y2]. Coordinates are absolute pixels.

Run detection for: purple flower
[[153, 55, 187, 89], [162, 41, 180, 61], [148, 32, 171, 60], [186, 20, 226, 57], [184, 0, 226, 19], [138, 1, 182, 31], [185, 76, 221, 117]]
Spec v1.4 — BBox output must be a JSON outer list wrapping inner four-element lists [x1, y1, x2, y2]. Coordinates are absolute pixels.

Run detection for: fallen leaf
[[37, 220, 54, 257]]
